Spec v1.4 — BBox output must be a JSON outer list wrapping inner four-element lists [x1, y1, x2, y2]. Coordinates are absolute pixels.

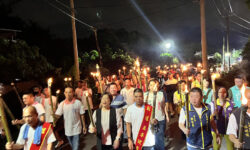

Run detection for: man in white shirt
[[227, 88, 250, 149], [125, 88, 155, 150], [120, 78, 135, 106], [6, 106, 56, 150], [33, 85, 45, 104], [12, 92, 45, 125], [55, 87, 87, 150], [75, 80, 93, 127]]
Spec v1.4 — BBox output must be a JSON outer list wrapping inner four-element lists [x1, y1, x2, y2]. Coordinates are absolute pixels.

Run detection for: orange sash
[[30, 122, 52, 150], [135, 104, 153, 150]]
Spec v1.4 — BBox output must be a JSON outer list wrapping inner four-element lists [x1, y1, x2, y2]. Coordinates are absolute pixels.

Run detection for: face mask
[[33, 91, 39, 95]]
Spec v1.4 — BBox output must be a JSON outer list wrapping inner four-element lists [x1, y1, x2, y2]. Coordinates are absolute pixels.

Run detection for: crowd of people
[[0, 64, 250, 150]]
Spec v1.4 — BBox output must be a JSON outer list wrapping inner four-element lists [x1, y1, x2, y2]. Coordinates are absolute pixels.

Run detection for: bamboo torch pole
[[0, 93, 12, 142]]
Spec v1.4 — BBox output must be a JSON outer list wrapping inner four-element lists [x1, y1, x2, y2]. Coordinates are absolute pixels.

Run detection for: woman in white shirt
[[89, 93, 123, 150]]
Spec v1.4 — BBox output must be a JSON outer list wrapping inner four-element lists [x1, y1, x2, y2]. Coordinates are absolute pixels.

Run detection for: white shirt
[[34, 94, 45, 104], [78, 89, 93, 110], [24, 102, 45, 117], [42, 96, 57, 123], [16, 123, 56, 150], [125, 104, 155, 147], [179, 107, 202, 124], [120, 87, 135, 106], [89, 109, 123, 145], [55, 99, 85, 136], [144, 92, 165, 121], [226, 112, 250, 138]]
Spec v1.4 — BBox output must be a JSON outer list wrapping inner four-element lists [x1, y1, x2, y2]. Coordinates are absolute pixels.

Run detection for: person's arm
[[178, 108, 190, 135], [229, 134, 243, 148], [12, 119, 25, 125], [81, 114, 87, 134], [126, 122, 133, 150], [210, 117, 221, 145], [227, 114, 242, 148], [5, 142, 24, 149], [47, 142, 53, 150]]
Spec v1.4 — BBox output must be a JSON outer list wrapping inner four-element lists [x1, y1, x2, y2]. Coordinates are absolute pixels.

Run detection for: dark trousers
[[102, 145, 114, 150]]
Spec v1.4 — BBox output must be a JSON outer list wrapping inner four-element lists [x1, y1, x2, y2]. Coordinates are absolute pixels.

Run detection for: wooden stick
[[0, 96, 12, 142]]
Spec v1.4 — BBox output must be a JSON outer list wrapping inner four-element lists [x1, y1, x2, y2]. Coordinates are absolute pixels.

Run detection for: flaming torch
[[85, 92, 95, 128], [10, 82, 24, 108], [0, 88, 12, 142], [143, 69, 148, 91], [135, 58, 142, 89], [201, 69, 206, 91], [47, 77, 56, 127], [237, 85, 248, 150], [96, 64, 103, 94], [211, 73, 220, 120], [185, 85, 190, 131]]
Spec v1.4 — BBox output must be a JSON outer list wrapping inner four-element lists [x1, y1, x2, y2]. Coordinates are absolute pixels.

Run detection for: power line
[[46, 0, 94, 29], [227, 0, 233, 13], [230, 20, 250, 30]]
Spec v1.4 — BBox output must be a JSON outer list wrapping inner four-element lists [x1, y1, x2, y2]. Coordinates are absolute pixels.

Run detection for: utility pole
[[93, 28, 103, 67], [70, 0, 80, 81], [200, 0, 209, 75], [222, 37, 225, 71], [226, 15, 230, 71]]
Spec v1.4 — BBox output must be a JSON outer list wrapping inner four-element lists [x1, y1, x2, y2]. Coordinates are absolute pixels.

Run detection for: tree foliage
[[0, 38, 54, 82]]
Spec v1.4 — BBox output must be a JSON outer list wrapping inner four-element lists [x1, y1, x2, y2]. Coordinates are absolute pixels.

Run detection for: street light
[[162, 40, 174, 50]]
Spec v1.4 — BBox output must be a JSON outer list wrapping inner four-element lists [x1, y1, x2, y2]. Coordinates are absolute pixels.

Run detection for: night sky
[[3, 0, 250, 53]]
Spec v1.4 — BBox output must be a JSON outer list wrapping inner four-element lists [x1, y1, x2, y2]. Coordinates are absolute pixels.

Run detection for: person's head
[[33, 86, 42, 95], [195, 72, 201, 81], [100, 93, 112, 109], [77, 80, 83, 88], [244, 89, 250, 108], [189, 88, 203, 107], [23, 106, 38, 128], [134, 88, 144, 106], [43, 88, 49, 97], [218, 87, 227, 100], [82, 80, 88, 89], [203, 78, 210, 88], [168, 73, 174, 79], [64, 87, 74, 100], [148, 79, 159, 92], [109, 83, 118, 96], [234, 75, 244, 88], [124, 78, 132, 88], [22, 92, 35, 105], [179, 80, 186, 91]]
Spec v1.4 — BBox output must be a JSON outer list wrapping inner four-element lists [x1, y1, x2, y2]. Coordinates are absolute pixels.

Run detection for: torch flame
[[96, 64, 99, 69], [68, 77, 72, 81], [85, 92, 89, 97], [123, 66, 126, 70], [135, 58, 140, 67], [241, 84, 247, 105], [183, 65, 187, 72], [188, 76, 193, 81], [112, 75, 116, 79], [211, 73, 220, 80], [96, 72, 100, 77], [64, 78, 68, 82], [56, 90, 60, 94], [185, 85, 189, 93], [48, 77, 53, 87], [143, 69, 147, 76], [197, 63, 202, 68], [201, 69, 206, 74]]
